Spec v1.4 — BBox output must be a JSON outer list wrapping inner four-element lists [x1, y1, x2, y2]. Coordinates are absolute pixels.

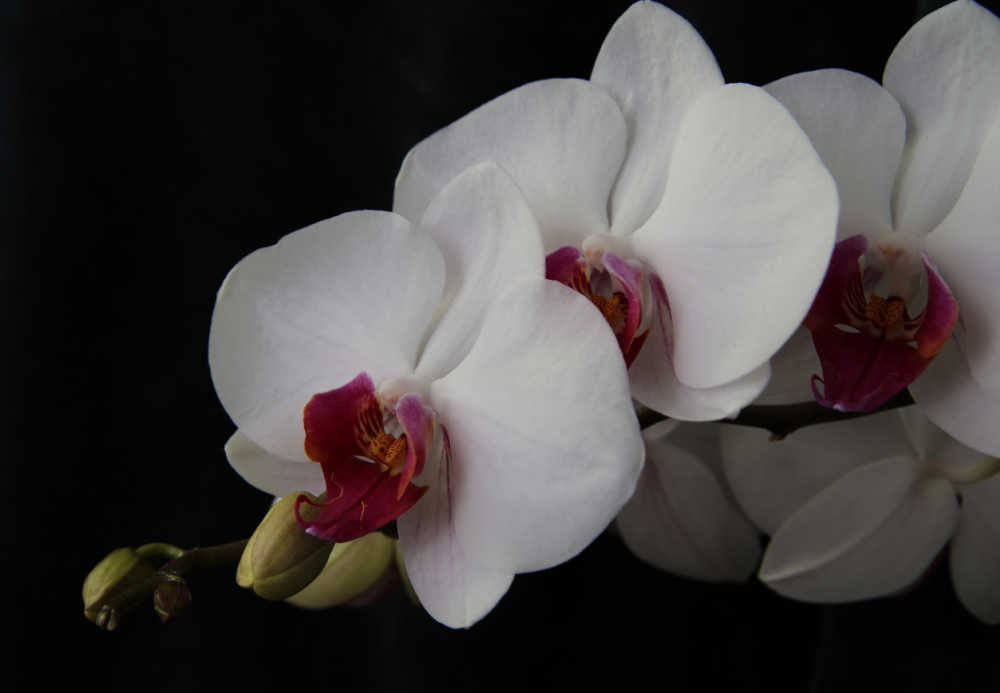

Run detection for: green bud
[[82, 547, 156, 629], [236, 492, 334, 600], [153, 573, 192, 623], [285, 531, 395, 609]]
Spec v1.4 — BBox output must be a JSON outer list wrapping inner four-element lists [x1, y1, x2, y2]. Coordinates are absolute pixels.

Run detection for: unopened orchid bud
[[285, 531, 395, 609], [82, 547, 156, 629], [153, 573, 192, 623], [236, 492, 334, 600]]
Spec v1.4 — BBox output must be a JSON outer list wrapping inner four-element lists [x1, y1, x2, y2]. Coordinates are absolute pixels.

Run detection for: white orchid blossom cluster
[[207, 0, 1000, 628]]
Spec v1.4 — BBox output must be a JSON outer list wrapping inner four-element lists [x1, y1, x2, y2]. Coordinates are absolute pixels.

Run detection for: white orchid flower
[[393, 1, 838, 421], [617, 419, 761, 582], [209, 163, 643, 628], [759, 0, 1000, 456], [722, 409, 1000, 624]]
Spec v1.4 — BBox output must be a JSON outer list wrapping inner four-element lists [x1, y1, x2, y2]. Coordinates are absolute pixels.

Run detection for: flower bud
[[285, 531, 395, 609], [236, 492, 334, 600], [153, 573, 192, 623], [82, 547, 156, 629]]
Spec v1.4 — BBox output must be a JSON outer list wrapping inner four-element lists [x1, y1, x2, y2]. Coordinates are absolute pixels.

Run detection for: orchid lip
[[296, 371, 434, 542], [805, 235, 959, 412], [545, 244, 652, 368]]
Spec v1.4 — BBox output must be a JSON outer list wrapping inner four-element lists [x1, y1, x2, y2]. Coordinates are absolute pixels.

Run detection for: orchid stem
[[636, 389, 914, 440]]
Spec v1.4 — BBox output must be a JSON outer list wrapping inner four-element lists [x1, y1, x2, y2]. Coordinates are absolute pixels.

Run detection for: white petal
[[617, 427, 760, 582], [632, 84, 838, 389], [590, 1, 723, 235], [397, 443, 514, 629], [429, 278, 643, 573], [224, 430, 325, 497], [923, 115, 1000, 397], [885, 0, 1000, 236], [629, 294, 769, 420], [208, 212, 445, 461], [950, 473, 1000, 624], [766, 69, 904, 240], [910, 337, 1000, 457], [415, 162, 544, 381], [721, 410, 916, 535], [760, 456, 959, 603], [393, 79, 627, 251], [897, 406, 993, 481], [754, 327, 820, 405]]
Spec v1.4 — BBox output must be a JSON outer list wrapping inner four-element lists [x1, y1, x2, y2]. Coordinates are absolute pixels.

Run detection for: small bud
[[237, 492, 334, 600], [82, 547, 156, 629], [153, 573, 192, 623], [285, 531, 395, 609]]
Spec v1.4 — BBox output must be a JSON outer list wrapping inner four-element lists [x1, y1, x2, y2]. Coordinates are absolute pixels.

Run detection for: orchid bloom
[[616, 420, 760, 583], [722, 409, 1000, 624], [209, 163, 643, 627], [760, 1, 1000, 456], [393, 1, 838, 421]]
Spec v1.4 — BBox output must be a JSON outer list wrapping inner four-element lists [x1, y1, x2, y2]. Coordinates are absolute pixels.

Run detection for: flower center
[[804, 234, 959, 412], [841, 236, 926, 341], [296, 372, 435, 543], [863, 295, 906, 331], [546, 236, 652, 367]]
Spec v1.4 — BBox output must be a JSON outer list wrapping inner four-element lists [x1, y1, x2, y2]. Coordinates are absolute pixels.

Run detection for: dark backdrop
[[10, 1, 1000, 690]]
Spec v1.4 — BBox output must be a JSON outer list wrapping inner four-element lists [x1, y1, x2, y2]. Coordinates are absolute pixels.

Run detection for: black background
[[10, 0, 1000, 690]]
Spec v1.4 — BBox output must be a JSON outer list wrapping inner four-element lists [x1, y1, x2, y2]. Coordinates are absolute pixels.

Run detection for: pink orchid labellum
[[209, 163, 643, 627]]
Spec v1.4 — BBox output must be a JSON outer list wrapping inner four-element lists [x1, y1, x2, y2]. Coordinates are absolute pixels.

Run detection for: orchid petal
[[950, 473, 1000, 624], [765, 69, 904, 240], [754, 327, 820, 405], [632, 83, 838, 389], [209, 212, 445, 461], [910, 338, 1000, 457], [722, 410, 915, 535], [885, 0, 1000, 236], [617, 427, 761, 582], [923, 115, 1000, 396], [899, 406, 998, 481], [590, 1, 723, 235], [393, 79, 627, 251], [430, 278, 643, 573], [760, 456, 959, 602], [224, 430, 324, 497], [414, 162, 544, 380], [629, 271, 768, 420], [397, 428, 514, 628]]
